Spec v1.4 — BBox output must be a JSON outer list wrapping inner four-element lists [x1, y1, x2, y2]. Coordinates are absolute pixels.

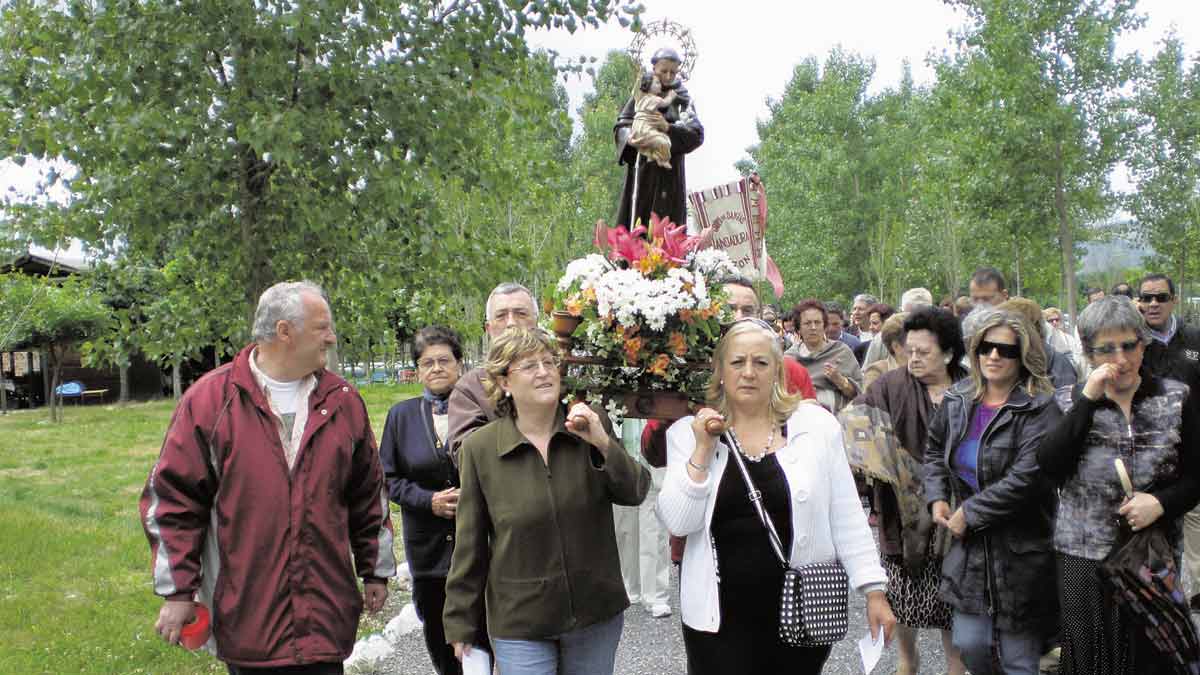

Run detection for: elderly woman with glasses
[[1037, 296, 1200, 675], [924, 310, 1062, 675], [379, 326, 473, 675], [841, 307, 969, 675], [658, 318, 894, 675], [786, 299, 864, 413], [443, 328, 650, 675]]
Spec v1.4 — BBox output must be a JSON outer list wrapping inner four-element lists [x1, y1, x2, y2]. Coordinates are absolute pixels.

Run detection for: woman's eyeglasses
[[1088, 340, 1142, 357], [508, 356, 560, 376], [976, 340, 1021, 360], [417, 357, 456, 370]]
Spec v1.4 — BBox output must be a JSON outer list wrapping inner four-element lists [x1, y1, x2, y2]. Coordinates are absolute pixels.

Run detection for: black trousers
[[226, 663, 342, 675], [683, 623, 832, 674], [412, 576, 463, 675]]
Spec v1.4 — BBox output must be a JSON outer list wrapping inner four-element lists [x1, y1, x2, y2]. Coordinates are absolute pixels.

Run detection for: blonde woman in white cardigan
[[657, 318, 894, 674]]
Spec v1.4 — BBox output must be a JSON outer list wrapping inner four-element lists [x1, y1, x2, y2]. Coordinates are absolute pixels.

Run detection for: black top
[[1142, 323, 1200, 392], [712, 453, 793, 588], [378, 396, 458, 579]]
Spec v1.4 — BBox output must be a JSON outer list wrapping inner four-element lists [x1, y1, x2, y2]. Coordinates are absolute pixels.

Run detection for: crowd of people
[[138, 265, 1200, 675]]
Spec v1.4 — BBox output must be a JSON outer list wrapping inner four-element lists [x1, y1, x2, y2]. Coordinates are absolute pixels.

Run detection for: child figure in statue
[[627, 71, 675, 169]]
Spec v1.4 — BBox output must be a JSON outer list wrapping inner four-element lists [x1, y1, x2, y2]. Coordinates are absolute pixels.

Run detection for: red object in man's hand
[[568, 415, 590, 432], [704, 418, 726, 435], [180, 604, 210, 651]]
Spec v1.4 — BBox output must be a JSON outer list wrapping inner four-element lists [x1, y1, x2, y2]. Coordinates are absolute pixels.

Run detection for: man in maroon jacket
[[140, 281, 396, 674]]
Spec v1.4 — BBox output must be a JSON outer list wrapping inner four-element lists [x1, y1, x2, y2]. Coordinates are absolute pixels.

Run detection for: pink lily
[[602, 222, 648, 264], [649, 213, 699, 264]]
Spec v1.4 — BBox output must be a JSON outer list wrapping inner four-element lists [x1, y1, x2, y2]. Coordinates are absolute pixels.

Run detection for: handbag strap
[[724, 430, 790, 570]]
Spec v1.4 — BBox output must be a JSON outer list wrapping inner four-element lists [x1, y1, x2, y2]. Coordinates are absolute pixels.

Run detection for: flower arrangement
[[547, 214, 739, 408]]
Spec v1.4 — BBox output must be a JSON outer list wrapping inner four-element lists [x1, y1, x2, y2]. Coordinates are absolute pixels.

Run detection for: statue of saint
[[613, 47, 704, 229]]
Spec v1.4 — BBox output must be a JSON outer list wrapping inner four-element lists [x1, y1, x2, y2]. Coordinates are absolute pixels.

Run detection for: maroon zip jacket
[[139, 344, 396, 668]]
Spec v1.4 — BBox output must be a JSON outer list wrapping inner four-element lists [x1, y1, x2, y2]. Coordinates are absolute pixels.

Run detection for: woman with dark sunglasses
[[924, 309, 1062, 675], [1036, 296, 1200, 674]]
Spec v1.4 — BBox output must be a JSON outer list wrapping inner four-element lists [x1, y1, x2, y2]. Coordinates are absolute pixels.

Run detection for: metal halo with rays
[[627, 18, 697, 81]]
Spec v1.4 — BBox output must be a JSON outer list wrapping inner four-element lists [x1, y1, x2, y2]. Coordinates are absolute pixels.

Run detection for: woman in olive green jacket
[[443, 328, 650, 674]]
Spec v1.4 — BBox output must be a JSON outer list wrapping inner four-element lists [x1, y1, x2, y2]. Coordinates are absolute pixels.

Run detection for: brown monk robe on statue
[[613, 47, 704, 228]]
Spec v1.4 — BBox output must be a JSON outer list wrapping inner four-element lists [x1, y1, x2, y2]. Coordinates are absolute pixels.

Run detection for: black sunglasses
[[976, 340, 1020, 360], [1139, 292, 1172, 304], [1088, 339, 1142, 357]]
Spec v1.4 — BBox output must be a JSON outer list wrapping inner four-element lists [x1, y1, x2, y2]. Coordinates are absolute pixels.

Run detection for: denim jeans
[[491, 612, 624, 675], [951, 611, 1042, 675]]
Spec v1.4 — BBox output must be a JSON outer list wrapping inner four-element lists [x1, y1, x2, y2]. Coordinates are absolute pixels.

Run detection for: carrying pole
[[630, 153, 642, 229]]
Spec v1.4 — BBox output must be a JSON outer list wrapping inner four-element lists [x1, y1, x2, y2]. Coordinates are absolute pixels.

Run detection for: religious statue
[[627, 71, 676, 169], [613, 46, 704, 229]]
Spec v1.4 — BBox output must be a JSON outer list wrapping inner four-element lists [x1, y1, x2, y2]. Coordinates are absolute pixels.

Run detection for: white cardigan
[[656, 403, 887, 633]]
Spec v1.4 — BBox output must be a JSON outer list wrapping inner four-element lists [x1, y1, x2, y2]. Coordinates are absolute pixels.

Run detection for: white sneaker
[[648, 603, 672, 618]]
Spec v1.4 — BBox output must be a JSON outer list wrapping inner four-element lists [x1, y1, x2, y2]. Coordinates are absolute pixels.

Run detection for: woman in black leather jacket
[[925, 309, 1062, 675]]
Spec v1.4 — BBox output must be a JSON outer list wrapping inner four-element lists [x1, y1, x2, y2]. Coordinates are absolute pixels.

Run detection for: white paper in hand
[[858, 629, 885, 674], [462, 647, 492, 675]]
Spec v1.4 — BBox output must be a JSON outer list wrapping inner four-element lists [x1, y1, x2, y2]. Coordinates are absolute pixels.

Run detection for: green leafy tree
[[1129, 34, 1200, 297], [0, 274, 107, 421], [936, 0, 1142, 316], [0, 0, 640, 377]]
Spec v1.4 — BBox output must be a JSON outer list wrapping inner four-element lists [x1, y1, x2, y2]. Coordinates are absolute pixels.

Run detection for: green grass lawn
[[0, 383, 421, 675]]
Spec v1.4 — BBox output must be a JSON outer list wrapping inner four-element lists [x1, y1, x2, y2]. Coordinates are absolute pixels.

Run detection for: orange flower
[[542, 297, 555, 313], [648, 353, 671, 377], [679, 309, 695, 324], [566, 297, 583, 316], [623, 336, 644, 364], [667, 331, 688, 357], [582, 287, 597, 303]]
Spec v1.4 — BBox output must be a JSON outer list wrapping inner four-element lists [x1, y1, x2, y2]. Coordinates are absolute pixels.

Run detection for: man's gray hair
[[485, 282, 537, 322], [252, 280, 327, 342], [1076, 295, 1152, 352], [900, 287, 933, 312], [960, 305, 996, 344], [854, 293, 879, 306]]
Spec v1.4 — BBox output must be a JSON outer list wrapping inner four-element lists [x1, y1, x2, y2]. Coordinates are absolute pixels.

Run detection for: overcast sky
[[3, 0, 1197, 249], [530, 0, 1200, 193]]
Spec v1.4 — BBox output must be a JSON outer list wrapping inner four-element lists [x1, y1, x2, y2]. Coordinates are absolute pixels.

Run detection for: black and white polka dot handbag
[[725, 431, 850, 647]]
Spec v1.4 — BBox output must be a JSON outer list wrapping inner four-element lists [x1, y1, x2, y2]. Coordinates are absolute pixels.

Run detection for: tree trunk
[[1055, 143, 1077, 326], [239, 143, 272, 325], [119, 362, 130, 404], [1013, 234, 1023, 297], [48, 345, 62, 423], [326, 343, 340, 374], [172, 358, 183, 400], [0, 371, 7, 415]]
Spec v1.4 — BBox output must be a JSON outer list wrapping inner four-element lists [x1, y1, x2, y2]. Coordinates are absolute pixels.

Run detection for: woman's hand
[[565, 402, 611, 454], [823, 361, 853, 397], [865, 591, 896, 645], [1119, 492, 1165, 532], [452, 642, 471, 662], [946, 506, 967, 537], [431, 488, 459, 519], [690, 408, 723, 456], [1082, 363, 1118, 401], [931, 500, 951, 528]]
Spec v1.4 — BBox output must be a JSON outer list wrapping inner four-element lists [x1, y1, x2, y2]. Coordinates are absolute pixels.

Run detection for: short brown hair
[[482, 328, 560, 418]]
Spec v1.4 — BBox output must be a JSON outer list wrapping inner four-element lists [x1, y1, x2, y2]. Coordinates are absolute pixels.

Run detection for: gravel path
[[374, 565, 951, 674]]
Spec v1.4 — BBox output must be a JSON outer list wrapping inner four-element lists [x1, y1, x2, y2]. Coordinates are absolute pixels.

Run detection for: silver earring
[[943, 355, 953, 365]]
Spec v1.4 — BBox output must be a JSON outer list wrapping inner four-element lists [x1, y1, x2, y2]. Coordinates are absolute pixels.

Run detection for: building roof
[[2, 250, 89, 277]]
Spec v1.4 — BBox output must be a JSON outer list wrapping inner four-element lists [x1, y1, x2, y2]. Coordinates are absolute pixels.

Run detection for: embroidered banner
[[688, 174, 784, 298]]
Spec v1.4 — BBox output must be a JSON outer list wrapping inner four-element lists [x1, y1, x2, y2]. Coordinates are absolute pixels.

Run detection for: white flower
[[691, 249, 739, 280], [557, 254, 611, 292]]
